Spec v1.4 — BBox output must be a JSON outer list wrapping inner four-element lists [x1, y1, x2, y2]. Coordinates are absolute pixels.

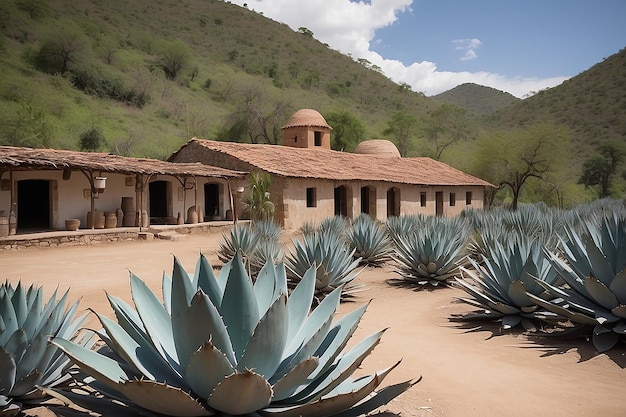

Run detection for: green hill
[[0, 0, 432, 158], [487, 48, 626, 148], [432, 83, 519, 116]]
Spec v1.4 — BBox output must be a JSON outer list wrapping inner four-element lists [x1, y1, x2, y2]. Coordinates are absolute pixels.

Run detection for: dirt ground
[[2, 230, 625, 417]]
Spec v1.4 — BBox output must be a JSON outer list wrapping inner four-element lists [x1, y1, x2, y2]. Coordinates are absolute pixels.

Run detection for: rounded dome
[[282, 109, 332, 130], [354, 140, 401, 158]]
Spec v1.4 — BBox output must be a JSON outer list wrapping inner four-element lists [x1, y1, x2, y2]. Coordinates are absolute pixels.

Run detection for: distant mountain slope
[[488, 48, 626, 148], [432, 83, 519, 116]]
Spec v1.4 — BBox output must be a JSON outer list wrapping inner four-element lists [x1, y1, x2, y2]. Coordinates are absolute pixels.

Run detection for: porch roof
[[170, 139, 494, 187], [0, 146, 247, 179]]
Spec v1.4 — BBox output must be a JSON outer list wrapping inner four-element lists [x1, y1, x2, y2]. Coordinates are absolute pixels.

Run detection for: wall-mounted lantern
[[94, 176, 107, 193], [237, 186, 245, 194]]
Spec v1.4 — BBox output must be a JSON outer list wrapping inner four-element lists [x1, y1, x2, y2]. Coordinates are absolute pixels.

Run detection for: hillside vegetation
[[0, 0, 432, 158], [432, 83, 519, 117], [0, 0, 624, 208]]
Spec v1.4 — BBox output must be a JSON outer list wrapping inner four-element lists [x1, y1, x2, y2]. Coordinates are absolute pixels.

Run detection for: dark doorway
[[204, 183, 220, 219], [149, 181, 168, 220], [386, 187, 400, 217], [17, 179, 50, 231], [334, 186, 348, 217], [361, 186, 370, 214], [436, 191, 444, 216], [360, 186, 376, 216]]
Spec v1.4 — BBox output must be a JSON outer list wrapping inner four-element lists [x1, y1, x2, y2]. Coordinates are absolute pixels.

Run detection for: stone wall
[[0, 230, 140, 250]]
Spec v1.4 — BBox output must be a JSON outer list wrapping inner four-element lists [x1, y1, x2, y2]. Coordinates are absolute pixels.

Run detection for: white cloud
[[453, 38, 482, 61], [230, 1, 567, 98]]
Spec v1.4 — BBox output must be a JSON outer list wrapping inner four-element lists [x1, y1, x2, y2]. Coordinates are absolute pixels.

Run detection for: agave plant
[[527, 212, 626, 352], [217, 222, 283, 274], [217, 223, 260, 265], [347, 215, 393, 266], [286, 231, 363, 293], [51, 254, 415, 416], [0, 281, 91, 416], [390, 216, 470, 286], [319, 216, 350, 239], [454, 234, 563, 331]]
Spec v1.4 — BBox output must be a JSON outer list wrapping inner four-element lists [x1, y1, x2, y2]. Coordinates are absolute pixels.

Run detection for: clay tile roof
[[173, 139, 494, 187], [354, 139, 401, 158], [281, 109, 332, 130], [0, 146, 246, 178]]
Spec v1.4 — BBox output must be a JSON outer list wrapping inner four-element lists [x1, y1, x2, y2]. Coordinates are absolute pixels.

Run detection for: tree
[[579, 141, 625, 197], [242, 172, 275, 222], [472, 124, 567, 210], [325, 111, 366, 151], [218, 86, 293, 144], [420, 104, 472, 160], [382, 112, 418, 157], [156, 39, 191, 80], [79, 126, 105, 152], [298, 27, 314, 37], [34, 23, 87, 75]]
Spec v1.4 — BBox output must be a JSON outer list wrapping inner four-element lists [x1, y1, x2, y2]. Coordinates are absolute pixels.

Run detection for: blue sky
[[230, 0, 626, 98]]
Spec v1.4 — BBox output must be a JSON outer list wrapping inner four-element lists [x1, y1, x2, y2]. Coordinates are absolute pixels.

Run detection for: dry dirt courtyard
[[2, 229, 625, 417]]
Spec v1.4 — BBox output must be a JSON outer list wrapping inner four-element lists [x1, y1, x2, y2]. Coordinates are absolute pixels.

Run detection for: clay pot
[[65, 219, 81, 231]]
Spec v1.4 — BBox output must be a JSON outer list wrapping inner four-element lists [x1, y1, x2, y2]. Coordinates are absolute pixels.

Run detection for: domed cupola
[[282, 109, 332, 149], [354, 139, 401, 158]]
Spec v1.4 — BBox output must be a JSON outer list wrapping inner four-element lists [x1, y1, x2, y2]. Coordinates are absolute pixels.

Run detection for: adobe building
[[169, 109, 493, 230], [0, 147, 245, 236]]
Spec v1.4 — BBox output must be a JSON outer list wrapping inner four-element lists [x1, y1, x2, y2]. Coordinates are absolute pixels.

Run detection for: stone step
[[155, 231, 189, 241]]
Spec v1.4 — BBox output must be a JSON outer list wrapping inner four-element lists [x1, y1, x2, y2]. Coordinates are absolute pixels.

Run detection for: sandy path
[[2, 230, 625, 417]]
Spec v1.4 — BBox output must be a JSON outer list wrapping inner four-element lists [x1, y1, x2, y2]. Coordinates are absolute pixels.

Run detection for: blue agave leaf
[[238, 293, 288, 379], [0, 290, 18, 347], [286, 265, 316, 341], [220, 253, 259, 361], [186, 341, 235, 400], [96, 312, 183, 384], [585, 275, 619, 310], [254, 261, 278, 317], [51, 337, 127, 389], [197, 253, 224, 308], [0, 347, 16, 394], [10, 283, 27, 329], [285, 285, 341, 356], [117, 379, 213, 416], [287, 329, 386, 403], [130, 273, 180, 374], [162, 272, 172, 315], [610, 267, 626, 305], [206, 370, 272, 415], [308, 302, 370, 381], [271, 357, 319, 401], [175, 290, 235, 371]]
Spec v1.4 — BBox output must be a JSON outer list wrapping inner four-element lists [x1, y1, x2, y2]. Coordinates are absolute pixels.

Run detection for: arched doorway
[[360, 186, 376, 217], [334, 185, 348, 217], [17, 179, 51, 231], [386, 187, 400, 217]]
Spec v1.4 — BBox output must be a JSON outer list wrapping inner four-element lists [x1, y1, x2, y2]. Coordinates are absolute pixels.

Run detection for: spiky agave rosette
[[0, 281, 93, 416], [50, 253, 416, 416]]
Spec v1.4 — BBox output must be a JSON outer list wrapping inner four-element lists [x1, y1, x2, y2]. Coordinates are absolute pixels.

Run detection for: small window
[[293, 135, 298, 143], [314, 131, 322, 146], [420, 192, 427, 207], [449, 192, 456, 207], [466, 191, 472, 205], [306, 187, 317, 207]]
